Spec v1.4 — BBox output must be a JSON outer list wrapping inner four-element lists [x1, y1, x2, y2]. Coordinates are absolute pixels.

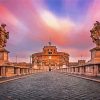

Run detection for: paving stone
[[0, 72, 100, 100]]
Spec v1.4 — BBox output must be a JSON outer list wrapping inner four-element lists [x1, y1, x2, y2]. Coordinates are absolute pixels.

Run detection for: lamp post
[[30, 56, 32, 67], [59, 56, 60, 70], [30, 55, 32, 73], [49, 56, 51, 71], [16, 55, 17, 64]]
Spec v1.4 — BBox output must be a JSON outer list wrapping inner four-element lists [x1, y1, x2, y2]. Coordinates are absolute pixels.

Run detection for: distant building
[[32, 42, 69, 71], [69, 60, 86, 67], [68, 60, 86, 73]]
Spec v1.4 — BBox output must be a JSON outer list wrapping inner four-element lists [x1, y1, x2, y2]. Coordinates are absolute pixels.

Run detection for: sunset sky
[[0, 0, 100, 62]]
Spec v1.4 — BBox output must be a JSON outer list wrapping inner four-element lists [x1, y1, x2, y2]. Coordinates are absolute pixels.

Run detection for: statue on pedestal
[[90, 21, 100, 63], [0, 24, 9, 63], [0, 24, 9, 48], [90, 21, 100, 47]]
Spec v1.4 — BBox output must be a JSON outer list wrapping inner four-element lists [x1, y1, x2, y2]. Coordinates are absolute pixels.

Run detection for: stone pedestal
[[87, 47, 100, 76], [5, 66, 15, 77], [0, 48, 9, 65], [90, 47, 100, 63], [0, 66, 6, 77], [14, 67, 20, 75]]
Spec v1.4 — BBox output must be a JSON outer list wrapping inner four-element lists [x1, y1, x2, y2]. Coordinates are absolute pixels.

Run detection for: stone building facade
[[32, 43, 69, 71]]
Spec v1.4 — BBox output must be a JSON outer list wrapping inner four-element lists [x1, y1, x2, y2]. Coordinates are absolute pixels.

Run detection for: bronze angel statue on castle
[[0, 24, 9, 48], [90, 21, 100, 47]]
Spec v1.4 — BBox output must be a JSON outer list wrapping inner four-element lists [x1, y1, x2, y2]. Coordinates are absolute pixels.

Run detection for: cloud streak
[[0, 0, 100, 62]]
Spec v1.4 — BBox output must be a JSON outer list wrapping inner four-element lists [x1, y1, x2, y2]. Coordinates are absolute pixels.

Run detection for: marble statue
[[0, 24, 9, 48], [90, 21, 100, 47]]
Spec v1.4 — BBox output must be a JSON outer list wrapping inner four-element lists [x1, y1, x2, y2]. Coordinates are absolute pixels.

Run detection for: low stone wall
[[58, 63, 100, 77], [0, 66, 32, 77]]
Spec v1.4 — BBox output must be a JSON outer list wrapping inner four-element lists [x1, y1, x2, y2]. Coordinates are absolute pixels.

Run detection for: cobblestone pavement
[[0, 72, 100, 100]]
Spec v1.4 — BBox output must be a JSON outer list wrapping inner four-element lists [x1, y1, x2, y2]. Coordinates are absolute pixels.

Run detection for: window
[[48, 52, 52, 54]]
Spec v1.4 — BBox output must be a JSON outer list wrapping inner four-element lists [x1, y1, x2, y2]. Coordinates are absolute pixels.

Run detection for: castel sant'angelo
[[32, 42, 69, 71]]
